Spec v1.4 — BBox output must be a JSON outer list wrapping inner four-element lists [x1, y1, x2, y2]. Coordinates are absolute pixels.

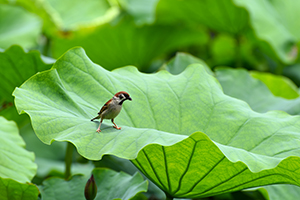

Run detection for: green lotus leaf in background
[[0, 45, 53, 102], [43, 0, 118, 31], [0, 45, 54, 125], [92, 168, 147, 200], [262, 185, 300, 200], [0, 4, 42, 49], [39, 168, 147, 200], [118, 0, 160, 25], [250, 71, 299, 99], [39, 175, 86, 200], [51, 17, 207, 72], [0, 178, 39, 200], [261, 0, 300, 41], [0, 117, 36, 183], [162, 52, 212, 76], [233, 0, 297, 64], [247, 185, 300, 200], [215, 67, 300, 115], [2, 0, 118, 35]]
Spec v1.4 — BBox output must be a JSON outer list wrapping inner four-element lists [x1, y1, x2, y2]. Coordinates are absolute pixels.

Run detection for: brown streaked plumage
[[91, 91, 132, 132]]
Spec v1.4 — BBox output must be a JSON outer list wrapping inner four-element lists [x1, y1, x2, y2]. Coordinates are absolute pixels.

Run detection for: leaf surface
[[0, 178, 39, 200], [44, 0, 116, 30], [0, 4, 42, 49], [133, 132, 300, 198], [14, 47, 187, 160], [233, 0, 297, 63], [0, 117, 37, 183], [162, 52, 212, 75], [0, 45, 53, 102], [262, 185, 300, 200], [250, 71, 299, 99], [118, 0, 160, 25], [0, 45, 53, 125]]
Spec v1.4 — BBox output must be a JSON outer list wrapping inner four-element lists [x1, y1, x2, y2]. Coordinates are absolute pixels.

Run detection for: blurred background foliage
[[1, 0, 300, 74], [1, 0, 300, 199]]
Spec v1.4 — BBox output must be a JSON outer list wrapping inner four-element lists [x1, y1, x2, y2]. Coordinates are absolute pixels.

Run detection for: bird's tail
[[91, 116, 100, 121]]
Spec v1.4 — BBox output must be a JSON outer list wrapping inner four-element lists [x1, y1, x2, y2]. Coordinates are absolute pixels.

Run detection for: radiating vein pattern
[[133, 132, 300, 198]]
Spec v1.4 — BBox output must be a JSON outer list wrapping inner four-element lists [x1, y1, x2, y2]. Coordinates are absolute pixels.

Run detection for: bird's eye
[[119, 94, 125, 99]]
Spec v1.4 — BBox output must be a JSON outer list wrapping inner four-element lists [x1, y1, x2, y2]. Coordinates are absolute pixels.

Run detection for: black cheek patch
[[118, 99, 126, 105]]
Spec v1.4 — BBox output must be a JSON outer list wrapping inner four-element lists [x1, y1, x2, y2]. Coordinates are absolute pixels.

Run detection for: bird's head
[[113, 91, 132, 105]]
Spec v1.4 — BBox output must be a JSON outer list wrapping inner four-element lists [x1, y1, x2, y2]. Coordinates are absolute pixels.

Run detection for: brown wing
[[98, 99, 112, 115]]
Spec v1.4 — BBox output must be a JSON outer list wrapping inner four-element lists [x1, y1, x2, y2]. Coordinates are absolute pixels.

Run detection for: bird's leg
[[112, 119, 121, 130], [96, 119, 103, 133]]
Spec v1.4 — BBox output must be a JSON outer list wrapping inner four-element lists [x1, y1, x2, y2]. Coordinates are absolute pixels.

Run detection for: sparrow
[[91, 91, 132, 132]]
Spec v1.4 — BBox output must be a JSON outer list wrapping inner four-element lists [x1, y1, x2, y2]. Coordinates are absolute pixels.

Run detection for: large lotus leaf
[[250, 71, 299, 99], [51, 17, 207, 71], [0, 117, 37, 183], [215, 67, 300, 115], [133, 131, 300, 198], [0, 178, 39, 200], [13, 47, 300, 197], [0, 45, 53, 125], [0, 4, 42, 49], [13, 47, 187, 160], [39, 168, 147, 200]]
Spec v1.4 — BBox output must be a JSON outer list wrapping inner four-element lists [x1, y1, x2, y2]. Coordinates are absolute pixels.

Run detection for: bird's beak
[[128, 97, 132, 101]]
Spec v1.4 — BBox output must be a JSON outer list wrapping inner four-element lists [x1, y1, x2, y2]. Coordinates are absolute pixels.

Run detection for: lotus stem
[[65, 142, 74, 179], [235, 34, 242, 68]]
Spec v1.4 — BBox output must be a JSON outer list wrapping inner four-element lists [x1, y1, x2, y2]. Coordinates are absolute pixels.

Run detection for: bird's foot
[[113, 126, 121, 130], [96, 128, 101, 133]]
